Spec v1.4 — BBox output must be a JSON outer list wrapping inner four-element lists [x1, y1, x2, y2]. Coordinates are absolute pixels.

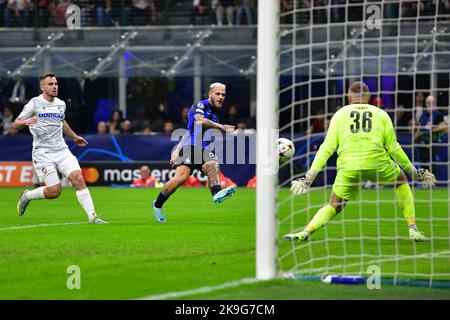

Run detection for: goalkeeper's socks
[[210, 185, 222, 196], [25, 187, 46, 200], [154, 192, 169, 208], [305, 204, 337, 233], [396, 183, 415, 222]]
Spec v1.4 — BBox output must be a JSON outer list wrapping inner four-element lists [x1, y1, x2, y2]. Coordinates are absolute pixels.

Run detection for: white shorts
[[32, 148, 81, 186]]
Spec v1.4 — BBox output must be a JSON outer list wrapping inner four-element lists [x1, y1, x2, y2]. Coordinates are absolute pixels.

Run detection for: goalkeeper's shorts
[[332, 161, 401, 200]]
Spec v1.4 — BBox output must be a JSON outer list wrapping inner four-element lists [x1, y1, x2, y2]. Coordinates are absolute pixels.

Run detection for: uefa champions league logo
[[65, 5, 81, 30]]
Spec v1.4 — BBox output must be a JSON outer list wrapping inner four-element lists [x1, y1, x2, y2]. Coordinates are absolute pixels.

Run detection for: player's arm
[[292, 113, 339, 195], [384, 115, 436, 187], [194, 113, 235, 134], [63, 121, 88, 147], [14, 100, 38, 130]]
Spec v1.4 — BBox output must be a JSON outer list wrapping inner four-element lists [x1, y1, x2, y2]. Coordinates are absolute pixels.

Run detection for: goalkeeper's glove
[[414, 168, 436, 188], [291, 168, 319, 195]]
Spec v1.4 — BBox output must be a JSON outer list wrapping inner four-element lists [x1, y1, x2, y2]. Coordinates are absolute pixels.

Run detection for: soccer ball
[[277, 138, 295, 163]]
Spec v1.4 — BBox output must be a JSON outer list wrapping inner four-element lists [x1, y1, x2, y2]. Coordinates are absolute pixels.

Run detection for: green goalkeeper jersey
[[311, 103, 413, 172]]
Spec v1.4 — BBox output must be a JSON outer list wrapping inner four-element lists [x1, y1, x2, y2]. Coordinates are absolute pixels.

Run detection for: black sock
[[154, 192, 169, 208], [210, 185, 222, 196]]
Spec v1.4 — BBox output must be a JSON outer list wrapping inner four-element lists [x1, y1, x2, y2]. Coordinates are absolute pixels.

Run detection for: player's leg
[[17, 161, 62, 215], [201, 157, 237, 204], [395, 170, 426, 241], [283, 191, 346, 241], [66, 170, 106, 224], [283, 170, 356, 241], [152, 165, 191, 222], [59, 150, 107, 224]]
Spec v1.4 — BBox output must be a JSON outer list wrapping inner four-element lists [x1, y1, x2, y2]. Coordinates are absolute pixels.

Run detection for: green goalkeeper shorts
[[332, 161, 401, 200]]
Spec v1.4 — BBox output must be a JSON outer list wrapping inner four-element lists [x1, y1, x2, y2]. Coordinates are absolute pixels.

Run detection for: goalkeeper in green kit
[[282, 81, 436, 242]]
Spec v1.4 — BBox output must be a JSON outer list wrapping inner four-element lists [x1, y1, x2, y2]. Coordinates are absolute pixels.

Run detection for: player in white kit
[[15, 73, 107, 224]]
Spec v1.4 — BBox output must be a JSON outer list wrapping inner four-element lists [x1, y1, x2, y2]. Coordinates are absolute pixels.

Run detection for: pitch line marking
[[138, 277, 259, 300], [0, 222, 87, 231]]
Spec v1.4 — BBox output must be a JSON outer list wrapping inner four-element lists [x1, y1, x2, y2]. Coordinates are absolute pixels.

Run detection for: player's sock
[[76, 188, 96, 219], [154, 192, 169, 208], [210, 185, 222, 196], [396, 183, 415, 225], [305, 204, 337, 234], [25, 187, 46, 200]]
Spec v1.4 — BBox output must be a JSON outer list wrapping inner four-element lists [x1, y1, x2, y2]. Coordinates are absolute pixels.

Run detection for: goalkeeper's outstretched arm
[[291, 114, 339, 195], [383, 114, 436, 187]]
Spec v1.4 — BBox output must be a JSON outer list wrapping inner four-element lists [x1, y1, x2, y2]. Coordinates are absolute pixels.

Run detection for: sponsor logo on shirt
[[38, 113, 65, 120]]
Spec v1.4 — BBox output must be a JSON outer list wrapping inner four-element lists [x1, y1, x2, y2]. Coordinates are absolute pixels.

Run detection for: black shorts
[[174, 145, 219, 174]]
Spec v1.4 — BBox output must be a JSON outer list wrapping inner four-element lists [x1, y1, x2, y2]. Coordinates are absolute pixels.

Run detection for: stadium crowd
[[2, 1, 448, 28]]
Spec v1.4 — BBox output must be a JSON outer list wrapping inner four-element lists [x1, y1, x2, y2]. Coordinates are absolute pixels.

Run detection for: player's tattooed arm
[[63, 121, 88, 146], [194, 113, 235, 133]]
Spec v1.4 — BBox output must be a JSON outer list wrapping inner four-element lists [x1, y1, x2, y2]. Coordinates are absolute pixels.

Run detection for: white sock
[[76, 188, 96, 220], [25, 187, 46, 200]]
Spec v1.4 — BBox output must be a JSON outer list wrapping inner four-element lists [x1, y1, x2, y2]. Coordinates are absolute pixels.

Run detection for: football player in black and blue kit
[[152, 83, 237, 222]]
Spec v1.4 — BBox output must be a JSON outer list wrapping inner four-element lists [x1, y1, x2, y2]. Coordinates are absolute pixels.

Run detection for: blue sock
[[154, 192, 169, 208]]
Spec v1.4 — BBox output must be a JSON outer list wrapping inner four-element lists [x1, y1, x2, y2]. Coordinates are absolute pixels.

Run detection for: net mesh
[[277, 0, 450, 286]]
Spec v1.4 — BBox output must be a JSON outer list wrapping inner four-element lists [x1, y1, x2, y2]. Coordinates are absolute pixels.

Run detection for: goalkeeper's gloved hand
[[415, 168, 436, 188], [291, 177, 312, 195], [290, 168, 318, 195]]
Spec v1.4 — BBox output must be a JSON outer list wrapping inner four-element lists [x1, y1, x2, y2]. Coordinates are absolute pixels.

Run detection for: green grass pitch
[[0, 187, 449, 299]]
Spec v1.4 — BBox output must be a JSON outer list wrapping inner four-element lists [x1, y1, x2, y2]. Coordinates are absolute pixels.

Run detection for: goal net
[[277, 0, 450, 287]]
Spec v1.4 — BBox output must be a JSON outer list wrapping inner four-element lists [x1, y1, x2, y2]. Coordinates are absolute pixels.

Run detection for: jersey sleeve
[[194, 102, 205, 116], [311, 112, 339, 172], [17, 99, 36, 120], [383, 112, 413, 172]]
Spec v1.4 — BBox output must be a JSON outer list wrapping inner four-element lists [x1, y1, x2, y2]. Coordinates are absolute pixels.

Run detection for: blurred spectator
[[224, 104, 239, 127], [130, 165, 160, 187], [232, 119, 255, 135], [121, 119, 134, 134], [413, 91, 426, 123], [190, 0, 208, 25], [152, 103, 169, 131], [182, 175, 203, 187], [280, 0, 295, 24], [234, 0, 252, 25], [106, 0, 130, 26], [247, 114, 256, 130], [0, 0, 6, 26], [5, 122, 18, 135], [51, 0, 72, 26], [213, 0, 234, 26], [97, 121, 108, 135], [372, 96, 394, 120], [0, 106, 14, 135], [141, 125, 154, 135], [307, 110, 326, 134], [246, 175, 256, 188], [4, 0, 30, 27], [37, 0, 51, 27], [394, 104, 413, 133], [107, 109, 125, 135], [130, 0, 155, 25], [178, 106, 190, 128], [414, 95, 447, 171], [163, 120, 174, 134]]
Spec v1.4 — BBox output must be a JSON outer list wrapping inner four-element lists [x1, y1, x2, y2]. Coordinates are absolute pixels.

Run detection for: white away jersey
[[17, 95, 68, 151]]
